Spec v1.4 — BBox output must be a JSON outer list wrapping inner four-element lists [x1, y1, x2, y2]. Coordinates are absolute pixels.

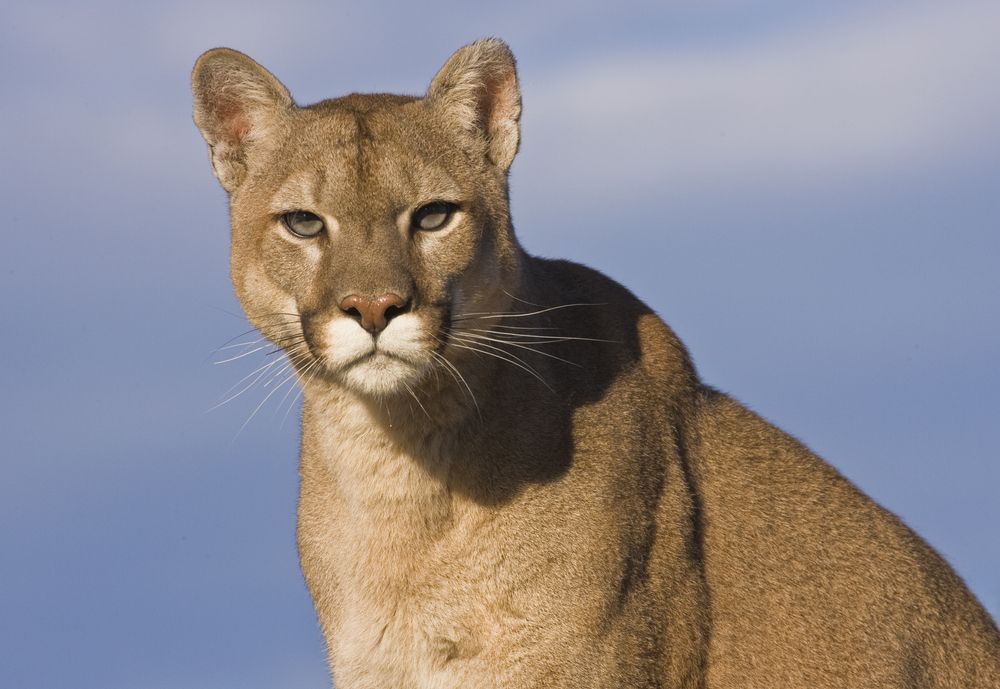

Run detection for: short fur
[[192, 40, 1000, 688]]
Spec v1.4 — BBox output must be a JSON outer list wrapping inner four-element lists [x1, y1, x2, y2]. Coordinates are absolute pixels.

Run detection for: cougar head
[[192, 40, 523, 397]]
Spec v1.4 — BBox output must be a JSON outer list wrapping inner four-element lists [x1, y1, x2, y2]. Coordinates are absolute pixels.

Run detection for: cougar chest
[[300, 399, 496, 688]]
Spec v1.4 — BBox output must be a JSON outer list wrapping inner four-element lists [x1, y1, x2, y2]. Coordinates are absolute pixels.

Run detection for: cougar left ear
[[426, 38, 522, 172], [191, 48, 294, 192]]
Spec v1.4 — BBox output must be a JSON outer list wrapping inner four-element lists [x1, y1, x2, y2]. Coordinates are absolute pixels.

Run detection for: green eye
[[281, 211, 325, 238], [412, 201, 458, 232]]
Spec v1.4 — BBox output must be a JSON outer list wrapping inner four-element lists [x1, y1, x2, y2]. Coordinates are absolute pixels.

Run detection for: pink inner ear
[[488, 72, 518, 130], [218, 103, 252, 144]]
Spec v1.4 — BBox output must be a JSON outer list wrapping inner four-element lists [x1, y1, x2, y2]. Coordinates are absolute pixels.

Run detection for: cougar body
[[192, 40, 1000, 688]]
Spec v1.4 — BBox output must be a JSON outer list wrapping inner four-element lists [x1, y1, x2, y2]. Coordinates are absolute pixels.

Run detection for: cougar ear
[[426, 38, 522, 172], [191, 48, 293, 192]]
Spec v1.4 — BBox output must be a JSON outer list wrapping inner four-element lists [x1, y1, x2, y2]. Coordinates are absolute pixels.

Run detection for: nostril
[[339, 295, 366, 325], [382, 297, 409, 324]]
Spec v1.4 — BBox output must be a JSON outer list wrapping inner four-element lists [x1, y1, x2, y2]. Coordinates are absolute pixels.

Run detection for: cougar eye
[[281, 211, 325, 238], [412, 201, 458, 232]]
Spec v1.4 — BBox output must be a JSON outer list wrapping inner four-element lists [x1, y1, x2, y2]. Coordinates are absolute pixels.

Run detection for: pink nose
[[339, 293, 408, 334]]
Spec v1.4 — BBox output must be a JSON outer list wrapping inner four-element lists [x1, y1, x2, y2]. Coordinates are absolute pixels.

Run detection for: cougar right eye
[[412, 201, 459, 232], [281, 211, 325, 238]]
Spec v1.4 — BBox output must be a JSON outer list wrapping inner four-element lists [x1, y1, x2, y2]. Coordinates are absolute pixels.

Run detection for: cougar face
[[197, 50, 523, 398]]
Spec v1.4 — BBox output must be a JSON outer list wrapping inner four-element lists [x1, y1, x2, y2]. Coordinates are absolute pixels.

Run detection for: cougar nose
[[339, 293, 409, 334]]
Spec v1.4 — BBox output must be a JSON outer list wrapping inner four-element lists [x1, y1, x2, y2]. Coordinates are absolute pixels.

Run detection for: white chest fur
[[300, 395, 507, 689]]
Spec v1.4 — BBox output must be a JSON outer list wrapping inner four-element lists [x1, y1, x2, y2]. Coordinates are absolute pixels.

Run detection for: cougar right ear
[[426, 38, 522, 173], [191, 48, 293, 192]]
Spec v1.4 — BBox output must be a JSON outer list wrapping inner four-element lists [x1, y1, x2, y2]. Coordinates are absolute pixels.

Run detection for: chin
[[338, 352, 429, 398]]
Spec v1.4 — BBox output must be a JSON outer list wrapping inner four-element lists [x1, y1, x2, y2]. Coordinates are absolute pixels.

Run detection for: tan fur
[[192, 40, 1000, 688]]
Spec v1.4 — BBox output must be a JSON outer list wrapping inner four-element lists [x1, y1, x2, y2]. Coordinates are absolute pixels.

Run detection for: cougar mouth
[[297, 310, 437, 396]]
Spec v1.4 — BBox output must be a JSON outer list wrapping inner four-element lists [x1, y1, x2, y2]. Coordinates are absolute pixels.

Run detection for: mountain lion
[[192, 39, 1000, 688]]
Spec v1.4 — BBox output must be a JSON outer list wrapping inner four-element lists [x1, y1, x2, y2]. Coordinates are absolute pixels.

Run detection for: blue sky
[[1, 1, 998, 687]]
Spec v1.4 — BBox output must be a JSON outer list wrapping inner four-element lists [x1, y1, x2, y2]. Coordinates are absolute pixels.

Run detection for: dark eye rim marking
[[281, 210, 326, 238], [411, 201, 460, 232]]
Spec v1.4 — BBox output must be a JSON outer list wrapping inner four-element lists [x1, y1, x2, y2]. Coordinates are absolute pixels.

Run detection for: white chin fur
[[320, 313, 431, 396], [341, 354, 426, 396]]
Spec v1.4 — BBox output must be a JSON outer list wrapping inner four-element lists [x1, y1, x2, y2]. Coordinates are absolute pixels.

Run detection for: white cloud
[[519, 0, 1000, 203]]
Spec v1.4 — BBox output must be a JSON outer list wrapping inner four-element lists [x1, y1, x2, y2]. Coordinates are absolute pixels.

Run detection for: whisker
[[214, 337, 266, 353], [213, 343, 273, 365], [210, 319, 301, 358], [261, 361, 293, 389], [427, 355, 443, 388], [451, 332, 582, 368], [212, 328, 265, 352], [277, 346, 314, 370], [265, 340, 306, 357], [214, 341, 312, 403], [488, 324, 560, 332], [401, 381, 431, 420], [234, 364, 303, 439], [430, 350, 459, 387], [453, 302, 605, 321], [208, 305, 250, 320], [501, 289, 545, 308], [209, 362, 281, 412], [207, 307, 300, 322], [446, 340, 554, 393], [463, 328, 617, 344], [470, 337, 583, 345], [256, 312, 303, 319], [274, 357, 318, 422], [259, 334, 308, 358], [280, 358, 322, 429], [431, 350, 480, 416], [270, 328, 305, 340], [210, 313, 315, 435]]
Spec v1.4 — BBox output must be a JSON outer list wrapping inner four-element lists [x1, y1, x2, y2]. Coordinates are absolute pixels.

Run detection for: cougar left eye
[[281, 211, 325, 238], [412, 202, 458, 232]]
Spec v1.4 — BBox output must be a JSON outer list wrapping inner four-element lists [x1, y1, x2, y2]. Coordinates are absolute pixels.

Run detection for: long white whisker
[[501, 289, 545, 308], [401, 381, 431, 420], [214, 337, 266, 353], [261, 360, 293, 389], [488, 324, 560, 332], [264, 338, 306, 357], [234, 364, 302, 439], [273, 374, 301, 421], [446, 340, 554, 393], [211, 316, 301, 351], [454, 302, 605, 320], [275, 356, 318, 423], [448, 337, 545, 374], [213, 343, 273, 364], [452, 332, 582, 368], [209, 358, 285, 411], [267, 348, 313, 380], [212, 327, 266, 352], [212, 341, 312, 406], [280, 359, 321, 429], [464, 328, 617, 344], [431, 350, 480, 416]]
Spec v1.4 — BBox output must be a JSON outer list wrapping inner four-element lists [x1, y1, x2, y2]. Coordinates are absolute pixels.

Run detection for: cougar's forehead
[[273, 102, 469, 215]]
